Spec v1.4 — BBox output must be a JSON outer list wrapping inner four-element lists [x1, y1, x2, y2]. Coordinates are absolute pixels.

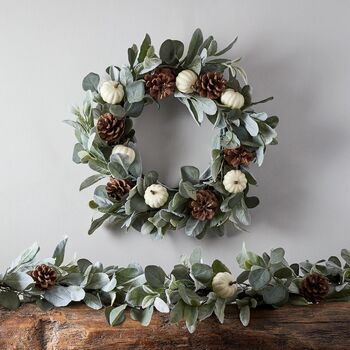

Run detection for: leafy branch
[[0, 239, 349, 332]]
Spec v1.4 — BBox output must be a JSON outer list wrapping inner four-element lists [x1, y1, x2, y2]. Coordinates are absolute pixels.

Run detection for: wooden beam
[[0, 302, 349, 349]]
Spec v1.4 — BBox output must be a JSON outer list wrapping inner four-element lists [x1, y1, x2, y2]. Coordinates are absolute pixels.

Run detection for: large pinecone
[[190, 190, 219, 221], [224, 147, 255, 167], [195, 72, 226, 99], [106, 177, 133, 201], [97, 113, 125, 144], [144, 68, 175, 100], [299, 273, 330, 304], [30, 264, 57, 290]]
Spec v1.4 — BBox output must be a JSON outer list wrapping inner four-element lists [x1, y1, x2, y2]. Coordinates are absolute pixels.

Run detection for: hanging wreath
[[66, 29, 279, 238]]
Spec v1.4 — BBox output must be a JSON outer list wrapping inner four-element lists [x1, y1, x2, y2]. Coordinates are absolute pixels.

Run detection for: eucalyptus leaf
[[178, 284, 202, 306], [138, 34, 151, 63], [145, 265, 167, 289], [86, 273, 110, 289], [119, 66, 133, 86], [212, 260, 230, 274], [68, 286, 85, 302], [131, 306, 154, 326], [154, 297, 170, 313], [80, 174, 105, 191], [179, 181, 197, 200], [108, 304, 127, 326], [249, 267, 271, 290], [183, 28, 203, 68], [214, 297, 226, 324], [4, 272, 33, 291], [170, 300, 185, 323], [242, 114, 259, 137], [140, 57, 162, 74], [270, 248, 285, 265], [181, 166, 200, 184], [84, 292, 103, 310], [82, 72, 100, 92], [262, 285, 289, 305], [10, 242, 39, 271], [126, 81, 145, 103], [44, 286, 72, 307], [214, 37, 238, 56], [88, 213, 111, 235], [191, 96, 217, 115], [0, 291, 20, 310], [192, 263, 213, 285], [239, 304, 250, 327], [184, 304, 199, 333], [190, 247, 202, 265], [159, 39, 176, 65], [52, 237, 68, 266], [185, 217, 206, 238]]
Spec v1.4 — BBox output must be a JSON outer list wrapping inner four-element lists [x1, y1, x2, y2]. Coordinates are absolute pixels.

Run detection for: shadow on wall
[[246, 49, 348, 235]]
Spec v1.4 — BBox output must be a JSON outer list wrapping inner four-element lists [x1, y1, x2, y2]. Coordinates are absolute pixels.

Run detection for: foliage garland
[[1, 239, 349, 333], [67, 29, 279, 238]]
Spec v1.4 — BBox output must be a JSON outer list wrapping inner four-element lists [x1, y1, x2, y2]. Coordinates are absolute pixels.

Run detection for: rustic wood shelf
[[0, 302, 349, 349]]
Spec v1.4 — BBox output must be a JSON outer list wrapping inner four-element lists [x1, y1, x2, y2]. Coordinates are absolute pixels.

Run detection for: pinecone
[[97, 113, 125, 145], [30, 264, 57, 290], [195, 72, 226, 99], [190, 190, 219, 221], [299, 273, 330, 304], [106, 177, 133, 201], [144, 68, 175, 100], [224, 147, 255, 167]]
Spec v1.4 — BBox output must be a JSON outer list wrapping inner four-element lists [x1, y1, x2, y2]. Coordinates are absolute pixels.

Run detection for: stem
[[246, 96, 274, 108]]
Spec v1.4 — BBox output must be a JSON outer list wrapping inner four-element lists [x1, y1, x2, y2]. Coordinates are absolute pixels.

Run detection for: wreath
[[67, 29, 279, 238]]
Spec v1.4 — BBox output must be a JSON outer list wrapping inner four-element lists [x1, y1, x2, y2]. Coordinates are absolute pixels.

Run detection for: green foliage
[[66, 28, 279, 238], [82, 72, 100, 92], [1, 240, 350, 333]]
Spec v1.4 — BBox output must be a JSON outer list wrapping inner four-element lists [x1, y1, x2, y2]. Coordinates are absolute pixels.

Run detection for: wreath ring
[[67, 28, 279, 239]]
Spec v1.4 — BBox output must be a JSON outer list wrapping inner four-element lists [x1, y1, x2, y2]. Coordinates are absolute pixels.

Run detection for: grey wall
[[1, 0, 349, 271]]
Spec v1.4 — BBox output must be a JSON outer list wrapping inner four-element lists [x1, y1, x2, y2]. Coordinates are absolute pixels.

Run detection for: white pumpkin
[[100, 80, 124, 104], [223, 170, 247, 193], [144, 184, 169, 208], [212, 272, 237, 299], [175, 70, 197, 94], [220, 89, 245, 109], [111, 145, 135, 165]]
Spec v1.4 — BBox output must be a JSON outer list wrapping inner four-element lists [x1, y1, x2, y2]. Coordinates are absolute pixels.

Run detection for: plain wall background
[[1, 0, 349, 271]]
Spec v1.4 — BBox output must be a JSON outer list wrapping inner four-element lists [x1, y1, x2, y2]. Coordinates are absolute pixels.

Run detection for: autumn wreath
[[67, 29, 279, 238]]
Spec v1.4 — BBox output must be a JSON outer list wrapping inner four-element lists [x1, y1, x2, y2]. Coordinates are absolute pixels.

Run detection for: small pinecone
[[144, 67, 176, 100], [190, 189, 219, 221], [195, 72, 226, 99], [224, 147, 255, 167], [30, 264, 57, 290], [97, 113, 125, 144], [106, 177, 133, 201], [299, 273, 330, 304]]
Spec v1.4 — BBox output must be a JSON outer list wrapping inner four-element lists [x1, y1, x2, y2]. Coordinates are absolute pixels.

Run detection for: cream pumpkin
[[111, 145, 135, 165], [175, 70, 197, 94], [212, 272, 237, 299], [100, 80, 124, 104], [144, 184, 169, 208], [220, 89, 245, 109], [223, 170, 247, 193]]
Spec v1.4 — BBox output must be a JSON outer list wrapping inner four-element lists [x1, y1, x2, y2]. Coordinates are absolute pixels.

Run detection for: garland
[[67, 28, 279, 238], [1, 239, 349, 333]]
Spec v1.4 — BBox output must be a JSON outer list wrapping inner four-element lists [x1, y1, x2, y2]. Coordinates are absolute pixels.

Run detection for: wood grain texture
[[0, 302, 349, 350]]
